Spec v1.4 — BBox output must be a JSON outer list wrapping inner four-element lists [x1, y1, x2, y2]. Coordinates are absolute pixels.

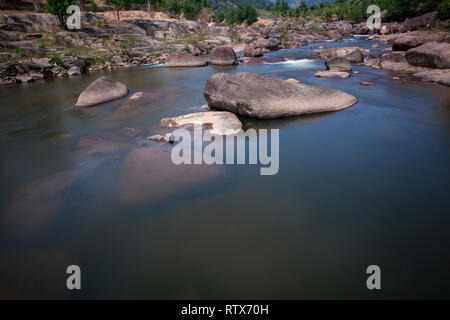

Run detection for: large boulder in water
[[405, 42, 450, 69], [203, 72, 358, 119], [320, 47, 364, 63], [75, 76, 128, 107], [325, 57, 352, 71], [210, 46, 238, 66], [164, 51, 207, 67]]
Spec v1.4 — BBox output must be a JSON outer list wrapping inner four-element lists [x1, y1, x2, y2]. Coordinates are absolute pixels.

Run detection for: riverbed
[[0, 38, 449, 299]]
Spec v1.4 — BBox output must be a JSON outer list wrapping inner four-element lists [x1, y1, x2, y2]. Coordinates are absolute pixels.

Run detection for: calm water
[[1, 39, 450, 299]]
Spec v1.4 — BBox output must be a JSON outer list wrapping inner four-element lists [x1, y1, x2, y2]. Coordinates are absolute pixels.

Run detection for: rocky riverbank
[[0, 10, 449, 86]]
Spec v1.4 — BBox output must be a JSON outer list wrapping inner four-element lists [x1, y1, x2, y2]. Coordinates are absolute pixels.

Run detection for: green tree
[[106, 0, 133, 21], [438, 0, 450, 20], [46, 0, 76, 27], [91, 0, 98, 11]]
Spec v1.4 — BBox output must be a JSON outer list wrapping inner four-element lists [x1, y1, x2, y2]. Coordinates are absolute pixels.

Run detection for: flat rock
[[203, 72, 358, 119], [413, 69, 450, 86], [164, 51, 207, 67], [315, 71, 350, 78], [392, 32, 445, 51], [381, 51, 425, 73], [160, 111, 242, 135], [75, 76, 128, 107], [405, 41, 450, 69]]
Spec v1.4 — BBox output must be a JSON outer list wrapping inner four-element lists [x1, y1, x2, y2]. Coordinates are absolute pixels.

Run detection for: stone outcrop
[[405, 42, 450, 69]]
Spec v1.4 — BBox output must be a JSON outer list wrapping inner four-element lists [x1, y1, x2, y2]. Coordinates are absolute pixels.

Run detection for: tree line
[[271, 0, 450, 22]]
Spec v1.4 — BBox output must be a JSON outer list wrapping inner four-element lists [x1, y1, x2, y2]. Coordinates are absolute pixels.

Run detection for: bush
[[438, 0, 450, 20], [46, 0, 75, 27], [91, 0, 98, 12]]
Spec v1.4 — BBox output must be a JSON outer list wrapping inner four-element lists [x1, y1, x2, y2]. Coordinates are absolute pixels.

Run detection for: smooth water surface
[[1, 39, 449, 299]]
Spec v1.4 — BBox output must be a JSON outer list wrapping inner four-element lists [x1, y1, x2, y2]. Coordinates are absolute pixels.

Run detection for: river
[[0, 38, 449, 299]]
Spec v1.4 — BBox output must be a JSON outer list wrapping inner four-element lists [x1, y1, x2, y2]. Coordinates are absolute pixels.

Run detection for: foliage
[[45, 0, 76, 27], [438, 0, 450, 20], [269, 0, 450, 22], [216, 4, 258, 26], [91, 0, 98, 11]]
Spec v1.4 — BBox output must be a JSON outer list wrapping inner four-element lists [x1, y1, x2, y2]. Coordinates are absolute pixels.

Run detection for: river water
[[0, 38, 449, 299]]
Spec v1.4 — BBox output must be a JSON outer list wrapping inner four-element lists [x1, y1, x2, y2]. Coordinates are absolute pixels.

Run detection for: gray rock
[[405, 41, 450, 69], [380, 51, 424, 73], [315, 71, 351, 78], [399, 11, 439, 33], [255, 37, 280, 50], [164, 51, 207, 67], [321, 47, 364, 63], [68, 66, 81, 76], [413, 69, 450, 86], [15, 73, 33, 83], [203, 72, 358, 119], [325, 57, 352, 72], [392, 32, 444, 51], [210, 46, 238, 66], [110, 55, 124, 65], [243, 44, 263, 57], [160, 111, 242, 135], [75, 76, 128, 107]]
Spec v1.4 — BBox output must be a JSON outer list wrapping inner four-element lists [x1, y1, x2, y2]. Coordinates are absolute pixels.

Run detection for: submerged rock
[[77, 134, 129, 154], [146, 133, 174, 143], [75, 76, 128, 107], [203, 72, 358, 119], [4, 170, 78, 234], [210, 46, 238, 66], [110, 91, 164, 120], [118, 147, 223, 204], [160, 111, 242, 135], [164, 51, 207, 67]]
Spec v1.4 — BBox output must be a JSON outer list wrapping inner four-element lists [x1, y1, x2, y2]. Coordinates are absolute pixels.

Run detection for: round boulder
[[325, 57, 352, 72], [210, 46, 238, 66], [75, 76, 128, 107]]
